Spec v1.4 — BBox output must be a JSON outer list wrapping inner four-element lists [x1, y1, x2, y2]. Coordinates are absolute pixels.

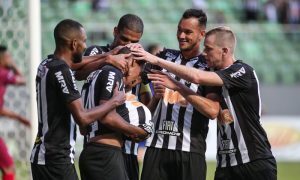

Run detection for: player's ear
[[70, 39, 77, 51], [200, 30, 205, 37], [222, 47, 229, 55], [113, 27, 118, 37]]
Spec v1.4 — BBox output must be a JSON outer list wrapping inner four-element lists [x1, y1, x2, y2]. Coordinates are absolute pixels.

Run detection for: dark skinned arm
[[67, 85, 125, 127]]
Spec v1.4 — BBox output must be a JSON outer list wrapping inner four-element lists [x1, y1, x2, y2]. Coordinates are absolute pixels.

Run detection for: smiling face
[[177, 17, 205, 53]]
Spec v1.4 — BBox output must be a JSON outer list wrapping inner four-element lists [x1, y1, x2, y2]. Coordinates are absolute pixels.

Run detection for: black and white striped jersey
[[81, 65, 127, 141], [83, 44, 110, 57], [30, 55, 81, 165], [146, 49, 212, 155], [215, 60, 274, 168], [123, 93, 152, 155], [83, 45, 152, 155]]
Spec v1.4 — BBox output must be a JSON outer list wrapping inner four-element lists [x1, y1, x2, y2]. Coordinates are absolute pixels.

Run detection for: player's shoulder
[[192, 54, 208, 70], [84, 45, 110, 56], [230, 60, 254, 72], [100, 65, 123, 77], [157, 48, 180, 60], [41, 55, 69, 71]]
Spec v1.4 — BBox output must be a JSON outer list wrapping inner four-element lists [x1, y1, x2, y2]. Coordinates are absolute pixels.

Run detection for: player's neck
[[181, 48, 200, 60], [54, 49, 72, 67]]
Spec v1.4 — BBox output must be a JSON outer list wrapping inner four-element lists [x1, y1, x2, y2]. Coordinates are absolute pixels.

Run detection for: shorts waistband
[[86, 142, 122, 151]]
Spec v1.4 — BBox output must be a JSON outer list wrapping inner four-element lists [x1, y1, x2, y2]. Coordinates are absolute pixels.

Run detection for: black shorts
[[31, 163, 78, 180], [141, 147, 206, 180], [123, 153, 139, 180], [79, 142, 128, 180], [214, 158, 277, 180]]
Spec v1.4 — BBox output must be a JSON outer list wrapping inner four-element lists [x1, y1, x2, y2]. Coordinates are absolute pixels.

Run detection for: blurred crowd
[[48, 0, 300, 25], [244, 0, 300, 24]]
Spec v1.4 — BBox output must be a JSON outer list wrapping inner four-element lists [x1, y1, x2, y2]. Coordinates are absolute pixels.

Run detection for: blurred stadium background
[[0, 0, 300, 179]]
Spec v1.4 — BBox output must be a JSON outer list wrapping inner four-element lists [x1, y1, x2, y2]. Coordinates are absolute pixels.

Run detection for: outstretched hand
[[126, 43, 159, 65], [126, 43, 143, 50], [111, 82, 126, 106], [148, 70, 179, 91]]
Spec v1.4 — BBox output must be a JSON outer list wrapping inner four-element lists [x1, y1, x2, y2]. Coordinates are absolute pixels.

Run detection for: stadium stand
[[40, 0, 300, 85]]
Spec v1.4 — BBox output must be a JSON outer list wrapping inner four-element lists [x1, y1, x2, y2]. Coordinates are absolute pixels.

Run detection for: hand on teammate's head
[[108, 54, 129, 73], [131, 49, 158, 65], [126, 43, 145, 53]]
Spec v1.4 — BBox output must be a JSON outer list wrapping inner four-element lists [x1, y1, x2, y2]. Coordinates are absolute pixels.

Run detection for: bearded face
[[72, 51, 83, 64]]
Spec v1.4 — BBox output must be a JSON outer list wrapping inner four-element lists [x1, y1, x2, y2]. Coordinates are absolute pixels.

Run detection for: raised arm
[[131, 47, 223, 86], [0, 107, 31, 127], [68, 85, 125, 127], [148, 72, 219, 119], [146, 83, 165, 113], [6, 58, 26, 85], [73, 53, 128, 80], [99, 104, 149, 142]]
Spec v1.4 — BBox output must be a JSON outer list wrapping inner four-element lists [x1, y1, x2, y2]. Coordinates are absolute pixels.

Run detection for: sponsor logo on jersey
[[156, 119, 181, 136], [37, 65, 47, 77], [218, 148, 237, 155], [69, 70, 78, 91], [230, 67, 245, 78], [106, 71, 115, 93], [89, 47, 99, 56], [55, 71, 69, 94], [164, 89, 188, 106]]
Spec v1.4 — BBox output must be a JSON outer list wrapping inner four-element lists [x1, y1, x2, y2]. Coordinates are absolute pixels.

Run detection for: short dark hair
[[117, 46, 131, 54], [54, 19, 83, 48], [117, 14, 144, 34], [182, 9, 207, 28], [117, 47, 144, 66]]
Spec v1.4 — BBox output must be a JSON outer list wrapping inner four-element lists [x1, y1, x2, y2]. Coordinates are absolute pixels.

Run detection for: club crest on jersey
[[55, 71, 69, 94], [106, 71, 115, 93], [221, 139, 231, 149], [165, 52, 177, 60], [219, 139, 237, 155], [156, 120, 180, 136], [230, 67, 245, 78]]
